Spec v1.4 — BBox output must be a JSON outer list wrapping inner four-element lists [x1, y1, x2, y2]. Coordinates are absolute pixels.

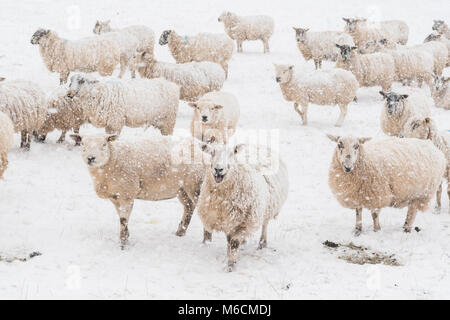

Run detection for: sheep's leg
[[73, 127, 81, 146], [112, 200, 134, 249], [258, 221, 268, 249], [118, 54, 128, 78], [263, 39, 269, 53], [299, 104, 308, 125], [403, 205, 418, 233], [57, 131, 66, 144], [354, 208, 363, 236], [319, 60, 322, 68], [371, 209, 381, 231], [314, 60, 320, 70], [447, 180, 450, 214], [20, 130, 30, 150], [175, 189, 194, 237], [335, 104, 348, 127], [203, 229, 212, 243], [237, 40, 242, 53], [226, 235, 241, 272], [0, 152, 8, 178], [221, 62, 229, 78], [434, 183, 442, 214]]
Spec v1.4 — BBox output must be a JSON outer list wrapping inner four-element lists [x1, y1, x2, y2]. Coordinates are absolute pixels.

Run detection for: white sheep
[[432, 20, 450, 39], [400, 117, 450, 214], [411, 41, 448, 77], [0, 78, 47, 149], [198, 143, 288, 271], [218, 12, 274, 53], [66, 74, 179, 135], [424, 33, 450, 67], [133, 51, 225, 101], [159, 30, 234, 77], [70, 133, 206, 248], [327, 135, 446, 234], [379, 90, 432, 137], [274, 64, 359, 127], [188, 91, 240, 143], [31, 28, 121, 84], [431, 76, 450, 110], [0, 110, 14, 178], [93, 20, 155, 78], [342, 17, 409, 48], [292, 27, 354, 69]]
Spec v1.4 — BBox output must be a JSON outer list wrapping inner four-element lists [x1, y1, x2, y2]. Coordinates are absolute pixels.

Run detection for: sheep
[[400, 117, 450, 214], [31, 28, 121, 84], [70, 133, 206, 248], [0, 111, 14, 178], [159, 30, 234, 77], [66, 74, 179, 135], [92, 20, 155, 78], [335, 44, 395, 92], [37, 87, 87, 145], [274, 64, 358, 127], [292, 27, 354, 69], [342, 17, 409, 48], [188, 91, 240, 144], [327, 134, 446, 234], [379, 90, 432, 137], [218, 12, 274, 53], [359, 38, 398, 54], [133, 51, 225, 101], [198, 142, 288, 271], [0, 78, 47, 149], [431, 76, 450, 110], [432, 20, 450, 39], [412, 41, 448, 76], [424, 33, 450, 67]]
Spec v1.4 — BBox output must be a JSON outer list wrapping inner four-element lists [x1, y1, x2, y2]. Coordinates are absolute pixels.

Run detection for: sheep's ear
[[70, 134, 82, 144], [0, 77, 5, 82], [424, 117, 432, 124], [288, 65, 294, 70], [379, 91, 387, 98], [292, 27, 298, 31], [214, 104, 223, 110], [188, 102, 198, 109], [234, 144, 246, 154], [358, 137, 371, 144], [201, 142, 215, 155], [106, 135, 118, 142], [326, 134, 339, 142], [400, 94, 408, 100], [342, 17, 349, 22]]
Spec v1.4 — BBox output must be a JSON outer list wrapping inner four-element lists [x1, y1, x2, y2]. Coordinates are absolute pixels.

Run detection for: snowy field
[[0, 0, 449, 299]]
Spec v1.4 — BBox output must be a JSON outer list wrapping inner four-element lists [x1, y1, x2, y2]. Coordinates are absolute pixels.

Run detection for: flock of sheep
[[0, 11, 449, 271]]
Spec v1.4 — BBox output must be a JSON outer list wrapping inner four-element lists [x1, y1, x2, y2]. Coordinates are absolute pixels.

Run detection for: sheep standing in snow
[[342, 17, 409, 48], [424, 33, 450, 67], [218, 12, 274, 53], [71, 133, 206, 248], [66, 74, 179, 135], [31, 29, 121, 84], [411, 41, 448, 76], [198, 143, 288, 271], [0, 111, 14, 178], [93, 20, 155, 78], [159, 30, 234, 77], [379, 91, 431, 137], [0, 78, 47, 149], [133, 51, 225, 101], [274, 64, 359, 127], [292, 27, 354, 69], [188, 91, 240, 144], [400, 117, 450, 214], [431, 76, 450, 110], [432, 20, 450, 39], [327, 135, 446, 234]]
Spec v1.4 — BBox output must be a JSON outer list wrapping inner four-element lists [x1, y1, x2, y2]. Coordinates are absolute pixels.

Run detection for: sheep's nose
[[215, 168, 223, 174], [202, 116, 208, 122], [276, 77, 281, 82], [87, 156, 95, 164]]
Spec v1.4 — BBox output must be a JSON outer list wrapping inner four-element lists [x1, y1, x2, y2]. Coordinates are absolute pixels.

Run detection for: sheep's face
[[71, 134, 118, 167], [202, 143, 245, 184], [292, 27, 309, 43], [274, 64, 294, 84], [67, 74, 96, 98], [327, 135, 371, 173], [335, 44, 357, 62], [31, 28, 49, 45], [218, 12, 233, 23], [342, 18, 365, 32], [432, 20, 445, 32], [132, 51, 152, 69], [93, 20, 111, 34], [159, 30, 172, 45], [400, 117, 433, 140], [433, 76, 449, 92], [379, 91, 408, 117], [189, 100, 223, 125]]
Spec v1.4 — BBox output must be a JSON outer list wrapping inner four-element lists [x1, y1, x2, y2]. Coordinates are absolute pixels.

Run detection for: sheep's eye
[[353, 144, 359, 150], [338, 142, 344, 149], [412, 122, 420, 130]]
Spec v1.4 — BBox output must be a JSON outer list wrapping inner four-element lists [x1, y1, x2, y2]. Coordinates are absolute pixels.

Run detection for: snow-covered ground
[[0, 0, 449, 299]]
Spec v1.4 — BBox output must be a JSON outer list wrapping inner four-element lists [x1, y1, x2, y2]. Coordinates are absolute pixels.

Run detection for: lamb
[[431, 76, 450, 110], [198, 143, 288, 271], [37, 87, 87, 145], [70, 133, 205, 248], [327, 134, 446, 234], [66, 74, 179, 135], [188, 91, 240, 143], [159, 30, 234, 77], [133, 51, 225, 101], [424, 33, 450, 67], [379, 90, 432, 137], [335, 44, 395, 92], [274, 64, 358, 127], [0, 111, 14, 178], [93, 20, 155, 78], [218, 12, 274, 53], [342, 17, 409, 48], [292, 27, 354, 69], [0, 78, 47, 149], [400, 117, 450, 214], [31, 28, 121, 84], [432, 20, 450, 39]]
